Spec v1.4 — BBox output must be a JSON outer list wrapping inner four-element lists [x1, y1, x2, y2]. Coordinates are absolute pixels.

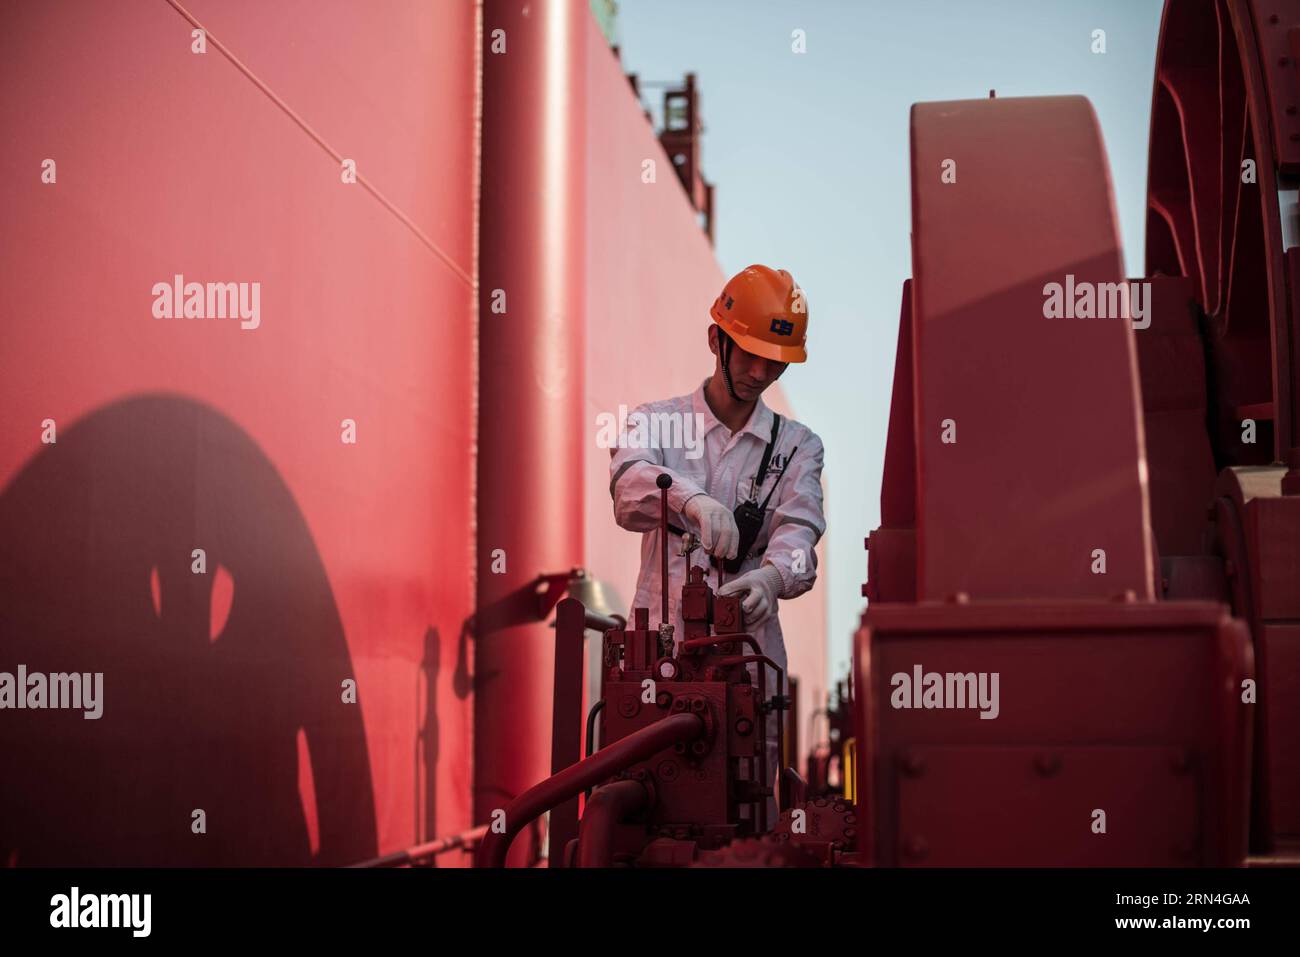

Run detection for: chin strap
[[717, 328, 742, 401]]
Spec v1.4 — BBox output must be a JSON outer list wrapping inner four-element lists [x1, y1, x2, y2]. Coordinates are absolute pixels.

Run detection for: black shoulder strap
[[754, 412, 782, 490], [758, 444, 797, 512]]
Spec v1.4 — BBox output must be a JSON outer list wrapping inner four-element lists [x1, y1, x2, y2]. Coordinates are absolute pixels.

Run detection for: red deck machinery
[[805, 677, 856, 804], [481, 0, 1300, 869], [477, 475, 857, 867], [860, 0, 1300, 866]]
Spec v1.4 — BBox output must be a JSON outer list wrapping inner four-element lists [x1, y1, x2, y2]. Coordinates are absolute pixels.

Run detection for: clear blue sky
[[615, 0, 1166, 682]]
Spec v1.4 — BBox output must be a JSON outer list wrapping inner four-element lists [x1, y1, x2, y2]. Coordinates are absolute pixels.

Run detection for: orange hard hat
[[709, 264, 808, 363]]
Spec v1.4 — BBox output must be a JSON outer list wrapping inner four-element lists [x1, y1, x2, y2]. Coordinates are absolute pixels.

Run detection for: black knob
[[656, 473, 673, 489]]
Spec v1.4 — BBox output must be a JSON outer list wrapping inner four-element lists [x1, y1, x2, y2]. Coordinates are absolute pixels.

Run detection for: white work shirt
[[607, 377, 826, 676]]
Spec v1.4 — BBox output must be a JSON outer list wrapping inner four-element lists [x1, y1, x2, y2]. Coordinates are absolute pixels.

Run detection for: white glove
[[717, 564, 785, 628], [683, 493, 739, 560]]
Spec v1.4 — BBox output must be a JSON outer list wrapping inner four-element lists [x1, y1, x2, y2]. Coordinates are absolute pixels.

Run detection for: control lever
[[655, 474, 675, 656]]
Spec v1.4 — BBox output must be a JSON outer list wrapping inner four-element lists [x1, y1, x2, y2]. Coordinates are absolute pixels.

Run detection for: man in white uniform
[[607, 264, 826, 825]]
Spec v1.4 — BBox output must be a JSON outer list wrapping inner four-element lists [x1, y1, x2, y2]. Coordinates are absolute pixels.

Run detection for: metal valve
[[679, 530, 699, 559]]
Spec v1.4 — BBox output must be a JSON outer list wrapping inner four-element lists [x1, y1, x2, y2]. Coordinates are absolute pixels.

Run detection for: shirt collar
[[691, 377, 774, 440]]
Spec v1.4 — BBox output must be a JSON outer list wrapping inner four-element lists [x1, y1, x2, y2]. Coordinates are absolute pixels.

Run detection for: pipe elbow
[[575, 779, 651, 868]]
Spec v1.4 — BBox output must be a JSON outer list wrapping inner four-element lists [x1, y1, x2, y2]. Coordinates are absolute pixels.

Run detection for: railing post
[[548, 597, 587, 867]]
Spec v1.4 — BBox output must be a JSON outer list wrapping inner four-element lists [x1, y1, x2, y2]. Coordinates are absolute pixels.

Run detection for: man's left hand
[[717, 564, 785, 629]]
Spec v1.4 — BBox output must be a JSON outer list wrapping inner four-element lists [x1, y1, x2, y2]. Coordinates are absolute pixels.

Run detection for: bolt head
[[1034, 753, 1062, 777]]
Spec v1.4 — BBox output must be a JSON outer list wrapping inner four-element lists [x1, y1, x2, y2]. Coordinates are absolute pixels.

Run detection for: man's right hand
[[683, 494, 739, 560]]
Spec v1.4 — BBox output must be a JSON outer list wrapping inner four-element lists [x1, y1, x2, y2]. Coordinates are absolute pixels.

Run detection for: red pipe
[[476, 713, 704, 868], [575, 779, 650, 868], [347, 824, 490, 868], [474, 0, 589, 866]]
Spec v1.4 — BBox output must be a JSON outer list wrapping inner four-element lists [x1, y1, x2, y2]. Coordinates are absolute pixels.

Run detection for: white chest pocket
[[734, 469, 757, 505]]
